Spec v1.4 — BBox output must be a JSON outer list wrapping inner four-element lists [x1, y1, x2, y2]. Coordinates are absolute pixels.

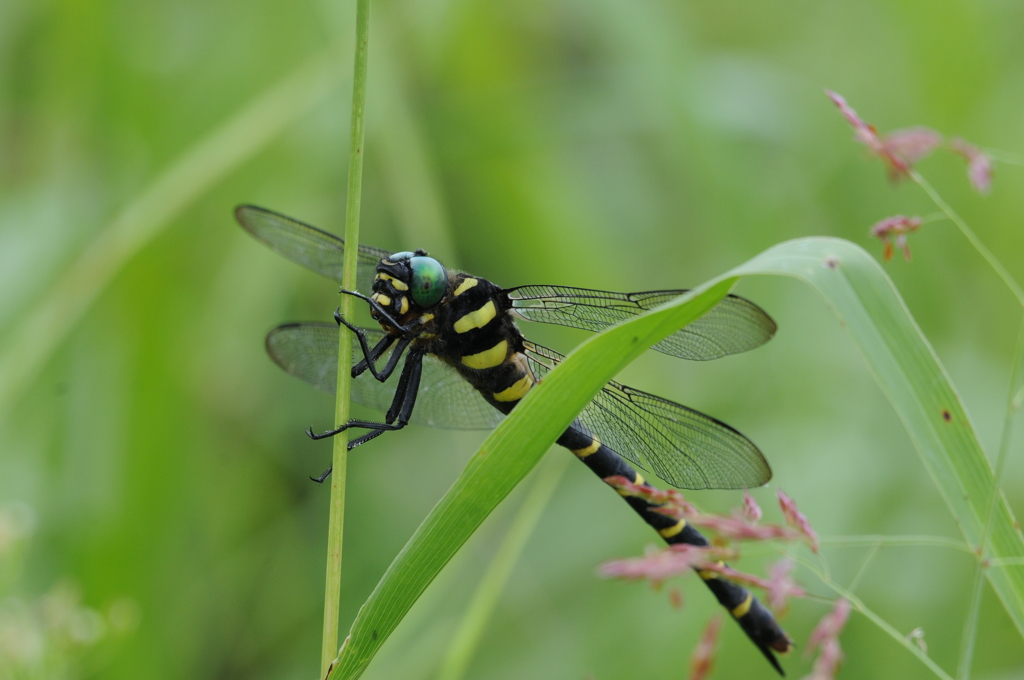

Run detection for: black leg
[[335, 307, 414, 382], [389, 349, 423, 425], [346, 427, 389, 449], [308, 426, 390, 483], [370, 336, 412, 383], [307, 352, 426, 482], [384, 353, 413, 423], [336, 311, 395, 378], [306, 350, 424, 440], [340, 289, 409, 332], [311, 466, 333, 484]]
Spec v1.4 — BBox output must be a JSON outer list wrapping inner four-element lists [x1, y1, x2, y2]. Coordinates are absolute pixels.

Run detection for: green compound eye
[[389, 251, 415, 262], [409, 256, 447, 307]]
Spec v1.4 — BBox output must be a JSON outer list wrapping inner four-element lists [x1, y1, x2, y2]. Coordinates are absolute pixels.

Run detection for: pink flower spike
[[802, 599, 851, 680], [597, 544, 733, 586], [765, 559, 806, 614], [777, 490, 820, 553], [604, 476, 699, 516], [742, 490, 763, 522], [807, 599, 851, 654], [688, 616, 723, 680], [686, 514, 802, 544], [881, 128, 942, 168], [950, 138, 993, 194], [825, 90, 940, 181], [868, 215, 922, 262], [825, 90, 882, 152]]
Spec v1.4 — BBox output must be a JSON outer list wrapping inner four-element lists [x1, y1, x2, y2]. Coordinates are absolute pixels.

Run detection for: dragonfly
[[236, 204, 792, 672]]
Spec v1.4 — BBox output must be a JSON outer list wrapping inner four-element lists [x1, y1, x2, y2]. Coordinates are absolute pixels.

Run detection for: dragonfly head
[[371, 250, 448, 323]]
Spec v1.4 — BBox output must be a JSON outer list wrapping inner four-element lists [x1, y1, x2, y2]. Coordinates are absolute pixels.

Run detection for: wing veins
[[522, 340, 769, 489], [508, 285, 776, 362]]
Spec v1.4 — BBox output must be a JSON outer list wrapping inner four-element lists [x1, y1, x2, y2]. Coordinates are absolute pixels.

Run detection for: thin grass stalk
[[956, 566, 986, 680], [984, 148, 1024, 167], [816, 535, 973, 553], [845, 542, 880, 594], [990, 558, 1024, 568], [789, 552, 955, 680], [909, 170, 1024, 308], [322, 1, 372, 675]]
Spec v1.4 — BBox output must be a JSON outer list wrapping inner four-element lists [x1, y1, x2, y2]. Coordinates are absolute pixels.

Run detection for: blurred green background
[[2, 0, 1024, 678]]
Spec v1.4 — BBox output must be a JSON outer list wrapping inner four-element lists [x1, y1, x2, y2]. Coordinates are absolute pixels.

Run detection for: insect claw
[[334, 307, 344, 325], [311, 466, 333, 483]]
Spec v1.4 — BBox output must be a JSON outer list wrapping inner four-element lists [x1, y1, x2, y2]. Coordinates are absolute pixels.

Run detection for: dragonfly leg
[[305, 350, 424, 440], [340, 289, 410, 333], [336, 311, 411, 382], [307, 426, 390, 484], [386, 350, 423, 424], [311, 465, 333, 484], [370, 336, 412, 382], [335, 310, 397, 379]]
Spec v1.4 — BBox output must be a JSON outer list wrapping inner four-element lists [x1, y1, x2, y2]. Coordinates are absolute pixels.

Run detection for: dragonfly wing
[[235, 205, 389, 292], [522, 341, 771, 490], [507, 285, 776, 361], [266, 323, 504, 430]]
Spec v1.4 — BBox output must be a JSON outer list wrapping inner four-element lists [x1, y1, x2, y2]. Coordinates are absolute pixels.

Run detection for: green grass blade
[[328, 237, 1024, 679]]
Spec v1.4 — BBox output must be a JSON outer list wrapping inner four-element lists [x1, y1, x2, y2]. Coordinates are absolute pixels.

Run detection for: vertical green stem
[[322, 0, 372, 675], [957, 565, 986, 680]]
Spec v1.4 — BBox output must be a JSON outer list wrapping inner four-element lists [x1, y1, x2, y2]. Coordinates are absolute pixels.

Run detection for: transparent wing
[[507, 286, 776, 361], [235, 205, 390, 293], [523, 340, 771, 490], [265, 323, 505, 430]]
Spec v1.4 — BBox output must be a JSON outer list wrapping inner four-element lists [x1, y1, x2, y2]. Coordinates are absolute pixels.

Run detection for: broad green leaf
[[328, 237, 1024, 679]]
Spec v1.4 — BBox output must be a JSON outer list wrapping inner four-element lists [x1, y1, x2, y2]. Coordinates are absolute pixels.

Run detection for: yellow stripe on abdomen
[[493, 374, 533, 402], [461, 340, 508, 369], [454, 301, 497, 333], [658, 518, 687, 538], [571, 437, 600, 458], [731, 593, 753, 618]]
